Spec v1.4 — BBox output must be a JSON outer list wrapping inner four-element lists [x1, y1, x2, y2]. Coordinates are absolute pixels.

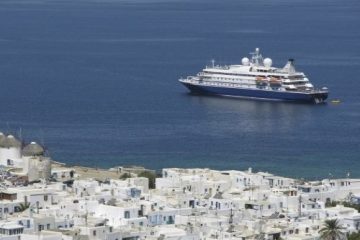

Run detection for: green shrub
[[138, 171, 156, 189], [348, 232, 360, 240], [119, 173, 132, 180]]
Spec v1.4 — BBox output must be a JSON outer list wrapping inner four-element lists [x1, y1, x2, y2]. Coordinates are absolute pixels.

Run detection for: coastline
[[51, 160, 155, 181]]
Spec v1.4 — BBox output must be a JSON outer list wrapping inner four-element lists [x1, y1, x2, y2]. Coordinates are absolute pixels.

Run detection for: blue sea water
[[0, 0, 359, 179]]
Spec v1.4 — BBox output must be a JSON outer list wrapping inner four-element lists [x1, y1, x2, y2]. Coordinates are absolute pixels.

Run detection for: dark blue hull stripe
[[181, 83, 328, 102]]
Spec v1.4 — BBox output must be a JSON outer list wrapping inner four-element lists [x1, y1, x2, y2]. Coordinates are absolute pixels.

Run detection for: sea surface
[[0, 0, 359, 179]]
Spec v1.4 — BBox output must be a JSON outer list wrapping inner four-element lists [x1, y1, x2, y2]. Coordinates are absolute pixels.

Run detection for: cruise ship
[[179, 48, 329, 103]]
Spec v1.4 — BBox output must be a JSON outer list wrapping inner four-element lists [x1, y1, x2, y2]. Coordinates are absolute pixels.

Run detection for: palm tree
[[319, 219, 345, 240]]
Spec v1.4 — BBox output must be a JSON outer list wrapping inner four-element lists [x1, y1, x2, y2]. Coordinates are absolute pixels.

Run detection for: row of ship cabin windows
[[205, 81, 282, 91], [204, 71, 286, 78], [206, 77, 254, 82], [206, 82, 256, 88], [257, 86, 281, 90], [206, 75, 303, 82], [209, 77, 287, 86]]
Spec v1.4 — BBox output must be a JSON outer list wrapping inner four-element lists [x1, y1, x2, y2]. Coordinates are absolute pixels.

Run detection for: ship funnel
[[283, 58, 296, 73]]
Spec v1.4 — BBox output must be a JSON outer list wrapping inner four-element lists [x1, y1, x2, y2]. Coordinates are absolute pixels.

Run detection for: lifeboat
[[269, 77, 282, 87], [255, 76, 268, 86]]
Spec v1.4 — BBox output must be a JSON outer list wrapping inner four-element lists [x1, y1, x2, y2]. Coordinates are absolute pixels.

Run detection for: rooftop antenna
[[39, 128, 48, 157], [229, 208, 233, 225], [6, 122, 10, 134], [328, 172, 333, 180], [85, 202, 88, 227], [40, 128, 45, 147], [18, 127, 23, 143]]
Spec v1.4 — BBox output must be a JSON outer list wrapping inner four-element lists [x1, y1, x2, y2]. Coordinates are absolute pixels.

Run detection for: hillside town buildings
[[1, 133, 360, 239]]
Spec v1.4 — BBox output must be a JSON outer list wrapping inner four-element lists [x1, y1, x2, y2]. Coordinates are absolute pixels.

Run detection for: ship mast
[[211, 59, 215, 68], [250, 48, 263, 66]]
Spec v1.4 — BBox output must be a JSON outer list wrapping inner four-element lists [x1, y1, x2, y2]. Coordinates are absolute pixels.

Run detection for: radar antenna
[[250, 48, 264, 66]]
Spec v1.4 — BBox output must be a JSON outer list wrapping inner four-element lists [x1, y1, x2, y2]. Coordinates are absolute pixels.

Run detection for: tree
[[325, 200, 338, 208], [17, 202, 30, 212], [348, 232, 360, 240], [138, 171, 156, 189], [343, 202, 360, 213], [119, 172, 132, 180], [319, 219, 345, 240]]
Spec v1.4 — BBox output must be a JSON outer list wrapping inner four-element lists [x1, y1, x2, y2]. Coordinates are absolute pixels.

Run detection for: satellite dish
[[264, 58, 272, 68], [241, 57, 250, 66]]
